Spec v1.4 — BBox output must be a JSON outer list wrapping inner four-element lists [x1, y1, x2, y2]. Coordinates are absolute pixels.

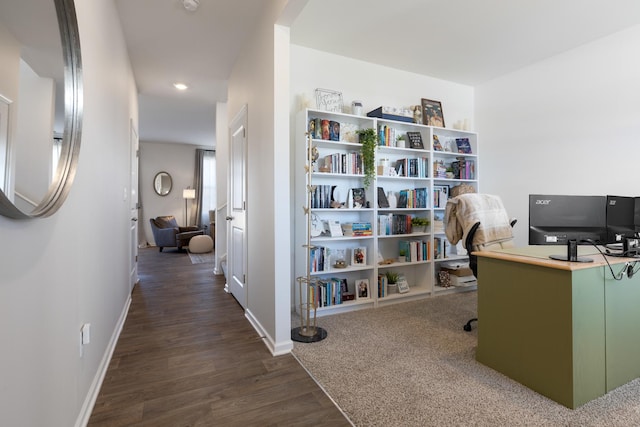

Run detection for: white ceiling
[[114, 0, 640, 147]]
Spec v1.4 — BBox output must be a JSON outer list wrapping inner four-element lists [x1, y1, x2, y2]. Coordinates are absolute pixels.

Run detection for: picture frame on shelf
[[397, 276, 410, 294], [421, 98, 445, 128], [455, 137, 472, 154], [315, 88, 343, 112], [351, 246, 367, 266], [356, 278, 370, 299], [348, 188, 366, 209], [405, 131, 424, 149], [328, 220, 343, 237], [433, 134, 443, 151]]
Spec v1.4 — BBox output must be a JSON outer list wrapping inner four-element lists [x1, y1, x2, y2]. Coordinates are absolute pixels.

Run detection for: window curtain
[[192, 149, 216, 231]]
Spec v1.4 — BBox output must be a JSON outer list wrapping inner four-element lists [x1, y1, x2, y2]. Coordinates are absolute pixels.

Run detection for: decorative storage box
[[367, 106, 414, 123], [450, 275, 477, 287], [440, 262, 473, 277]]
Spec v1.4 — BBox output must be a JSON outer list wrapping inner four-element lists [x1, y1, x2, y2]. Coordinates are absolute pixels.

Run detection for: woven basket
[[450, 184, 476, 198]]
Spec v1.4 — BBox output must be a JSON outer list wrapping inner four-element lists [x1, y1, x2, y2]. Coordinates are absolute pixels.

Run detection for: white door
[[227, 106, 248, 308], [129, 121, 139, 292]]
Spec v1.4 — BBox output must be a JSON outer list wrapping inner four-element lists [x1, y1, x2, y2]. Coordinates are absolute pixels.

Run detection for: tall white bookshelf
[[294, 109, 478, 316]]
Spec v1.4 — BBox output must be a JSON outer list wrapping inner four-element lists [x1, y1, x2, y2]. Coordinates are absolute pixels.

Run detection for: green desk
[[475, 246, 640, 409]]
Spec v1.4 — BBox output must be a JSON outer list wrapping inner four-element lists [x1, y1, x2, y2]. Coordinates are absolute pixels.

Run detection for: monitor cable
[[580, 239, 629, 281]]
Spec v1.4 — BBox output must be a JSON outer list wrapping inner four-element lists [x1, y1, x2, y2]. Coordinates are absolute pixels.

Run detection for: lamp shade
[[183, 188, 196, 199]]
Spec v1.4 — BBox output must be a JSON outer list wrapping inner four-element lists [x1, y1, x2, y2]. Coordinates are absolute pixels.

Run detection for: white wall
[[227, 0, 292, 355], [290, 45, 475, 133], [214, 101, 228, 274], [139, 140, 201, 246], [0, 0, 138, 425], [476, 24, 640, 246]]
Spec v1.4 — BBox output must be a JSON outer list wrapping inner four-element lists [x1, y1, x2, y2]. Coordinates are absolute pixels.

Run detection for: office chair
[[444, 193, 516, 331]]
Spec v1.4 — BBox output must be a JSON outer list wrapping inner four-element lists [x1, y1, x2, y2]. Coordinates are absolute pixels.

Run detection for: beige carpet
[[292, 292, 640, 426], [187, 250, 214, 264]]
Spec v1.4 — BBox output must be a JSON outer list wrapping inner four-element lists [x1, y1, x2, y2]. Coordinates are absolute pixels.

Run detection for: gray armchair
[[149, 216, 203, 252]]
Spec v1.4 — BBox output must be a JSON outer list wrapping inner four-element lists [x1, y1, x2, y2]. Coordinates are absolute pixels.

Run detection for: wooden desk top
[[474, 245, 638, 271]]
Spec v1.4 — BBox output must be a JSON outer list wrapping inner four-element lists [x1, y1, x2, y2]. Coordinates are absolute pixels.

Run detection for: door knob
[[226, 216, 234, 221]]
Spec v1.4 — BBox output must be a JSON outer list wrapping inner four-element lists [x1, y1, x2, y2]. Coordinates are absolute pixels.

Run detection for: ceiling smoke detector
[[182, 0, 200, 12]]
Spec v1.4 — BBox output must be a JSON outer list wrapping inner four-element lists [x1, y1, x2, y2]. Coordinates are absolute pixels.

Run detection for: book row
[[308, 118, 341, 141], [317, 152, 362, 175], [433, 158, 476, 180], [377, 213, 414, 236], [399, 239, 431, 262], [390, 157, 429, 178]]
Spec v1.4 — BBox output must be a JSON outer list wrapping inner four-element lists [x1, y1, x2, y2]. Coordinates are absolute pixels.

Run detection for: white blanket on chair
[[445, 194, 513, 249]]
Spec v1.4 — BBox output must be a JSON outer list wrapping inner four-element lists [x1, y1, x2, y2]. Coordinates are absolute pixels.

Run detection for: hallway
[[88, 247, 349, 426]]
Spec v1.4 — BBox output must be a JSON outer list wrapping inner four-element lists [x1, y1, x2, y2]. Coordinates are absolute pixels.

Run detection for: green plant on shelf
[[386, 271, 399, 284], [356, 128, 378, 189], [411, 217, 430, 227]]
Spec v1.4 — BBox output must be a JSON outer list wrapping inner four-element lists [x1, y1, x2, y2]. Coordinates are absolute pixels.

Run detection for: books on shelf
[[377, 213, 412, 235], [351, 222, 373, 236], [393, 158, 428, 178], [318, 152, 362, 175], [313, 277, 349, 307], [396, 188, 428, 209], [433, 237, 452, 259], [433, 186, 449, 208], [399, 239, 430, 262], [451, 158, 476, 180], [311, 185, 334, 209]]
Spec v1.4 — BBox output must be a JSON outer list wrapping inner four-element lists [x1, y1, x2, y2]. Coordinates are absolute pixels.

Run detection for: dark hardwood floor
[[88, 247, 350, 426]]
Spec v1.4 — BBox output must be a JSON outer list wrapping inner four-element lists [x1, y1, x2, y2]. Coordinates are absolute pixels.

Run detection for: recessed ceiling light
[[173, 82, 188, 90], [182, 0, 200, 12]]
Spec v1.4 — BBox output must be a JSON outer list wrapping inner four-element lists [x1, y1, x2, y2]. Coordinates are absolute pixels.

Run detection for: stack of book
[[351, 222, 373, 236]]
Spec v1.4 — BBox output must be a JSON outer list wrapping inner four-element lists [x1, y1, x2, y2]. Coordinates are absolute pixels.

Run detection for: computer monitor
[[606, 195, 636, 244], [636, 197, 640, 233], [529, 194, 607, 245]]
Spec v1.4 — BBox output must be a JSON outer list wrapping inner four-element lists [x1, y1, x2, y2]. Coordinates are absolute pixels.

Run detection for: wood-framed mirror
[[0, 0, 83, 219], [153, 171, 172, 196]]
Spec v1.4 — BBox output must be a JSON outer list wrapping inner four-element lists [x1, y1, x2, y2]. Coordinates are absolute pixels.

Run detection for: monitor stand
[[549, 254, 593, 263], [549, 239, 594, 263]]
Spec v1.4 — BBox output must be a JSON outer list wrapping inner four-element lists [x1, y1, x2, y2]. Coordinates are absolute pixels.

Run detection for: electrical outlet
[[81, 323, 91, 344], [79, 323, 91, 358]]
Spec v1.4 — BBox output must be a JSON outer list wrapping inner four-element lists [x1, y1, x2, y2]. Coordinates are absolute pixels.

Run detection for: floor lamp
[[183, 188, 196, 226]]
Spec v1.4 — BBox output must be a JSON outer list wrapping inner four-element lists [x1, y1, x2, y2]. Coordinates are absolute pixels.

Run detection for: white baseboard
[[245, 308, 293, 356], [75, 296, 131, 427]]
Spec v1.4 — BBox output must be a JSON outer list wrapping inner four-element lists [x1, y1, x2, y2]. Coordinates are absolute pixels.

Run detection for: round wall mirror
[[153, 172, 172, 196], [0, 0, 83, 219]]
